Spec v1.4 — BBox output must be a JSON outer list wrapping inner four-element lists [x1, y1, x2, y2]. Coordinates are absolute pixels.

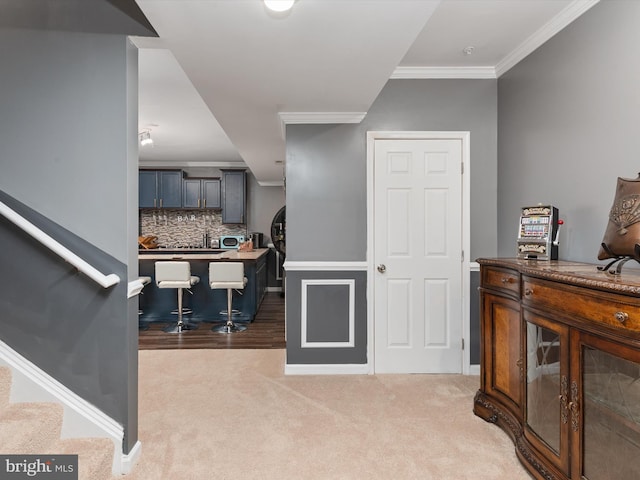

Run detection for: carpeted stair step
[[0, 366, 11, 408], [0, 366, 116, 479], [48, 437, 114, 480], [0, 401, 63, 454]]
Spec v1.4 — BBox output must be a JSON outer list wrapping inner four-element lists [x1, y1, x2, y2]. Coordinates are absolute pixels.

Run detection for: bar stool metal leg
[[163, 287, 198, 333], [212, 288, 247, 333]]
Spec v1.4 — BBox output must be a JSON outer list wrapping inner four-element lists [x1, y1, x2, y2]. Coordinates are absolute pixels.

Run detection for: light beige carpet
[[122, 349, 531, 479]]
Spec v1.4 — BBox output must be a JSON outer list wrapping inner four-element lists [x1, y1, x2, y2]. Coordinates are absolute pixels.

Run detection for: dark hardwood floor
[[138, 292, 285, 350]]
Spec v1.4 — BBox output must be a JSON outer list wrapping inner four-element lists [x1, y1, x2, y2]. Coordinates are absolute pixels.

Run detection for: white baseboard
[[285, 363, 481, 376], [0, 340, 138, 475], [120, 441, 142, 474], [266, 287, 283, 293], [285, 363, 370, 375]]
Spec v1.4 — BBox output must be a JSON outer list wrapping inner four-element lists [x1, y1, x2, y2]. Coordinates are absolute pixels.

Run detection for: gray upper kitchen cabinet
[[221, 169, 246, 224], [139, 170, 157, 208], [182, 178, 221, 209], [139, 170, 183, 208], [203, 179, 221, 209]]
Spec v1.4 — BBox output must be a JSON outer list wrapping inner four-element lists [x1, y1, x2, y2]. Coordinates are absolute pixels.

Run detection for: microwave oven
[[220, 235, 245, 250]]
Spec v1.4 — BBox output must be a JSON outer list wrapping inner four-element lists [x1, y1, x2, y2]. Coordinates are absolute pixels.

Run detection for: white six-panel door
[[373, 137, 463, 373]]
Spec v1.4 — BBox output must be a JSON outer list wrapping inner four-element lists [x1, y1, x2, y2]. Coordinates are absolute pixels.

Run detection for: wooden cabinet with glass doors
[[474, 264, 523, 439], [474, 258, 640, 480]]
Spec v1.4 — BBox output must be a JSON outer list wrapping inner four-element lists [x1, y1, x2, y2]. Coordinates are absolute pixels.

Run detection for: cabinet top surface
[[139, 248, 268, 262], [477, 258, 640, 295]]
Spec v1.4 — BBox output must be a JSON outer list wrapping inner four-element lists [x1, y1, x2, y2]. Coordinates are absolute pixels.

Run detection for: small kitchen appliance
[[249, 232, 264, 249], [220, 235, 245, 250]]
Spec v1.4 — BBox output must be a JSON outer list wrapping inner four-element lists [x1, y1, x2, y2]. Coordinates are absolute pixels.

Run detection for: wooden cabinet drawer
[[483, 267, 520, 297], [522, 277, 640, 334]]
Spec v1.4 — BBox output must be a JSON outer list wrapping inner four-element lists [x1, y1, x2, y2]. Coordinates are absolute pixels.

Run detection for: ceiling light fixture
[[264, 0, 295, 13], [139, 130, 153, 147], [463, 46, 475, 56]]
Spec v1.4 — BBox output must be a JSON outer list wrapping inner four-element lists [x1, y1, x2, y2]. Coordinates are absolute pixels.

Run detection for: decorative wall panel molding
[[301, 279, 355, 348]]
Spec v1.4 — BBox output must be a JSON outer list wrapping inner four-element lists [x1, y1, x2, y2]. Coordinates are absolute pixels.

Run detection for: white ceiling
[[133, 0, 599, 185]]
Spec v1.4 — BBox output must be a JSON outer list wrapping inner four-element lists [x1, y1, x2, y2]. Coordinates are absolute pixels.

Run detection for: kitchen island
[[138, 248, 268, 325]]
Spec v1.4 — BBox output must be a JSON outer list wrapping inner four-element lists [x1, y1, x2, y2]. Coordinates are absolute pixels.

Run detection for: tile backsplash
[[139, 209, 246, 248]]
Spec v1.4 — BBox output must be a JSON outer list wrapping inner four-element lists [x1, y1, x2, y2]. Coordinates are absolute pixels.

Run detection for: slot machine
[[517, 205, 561, 260]]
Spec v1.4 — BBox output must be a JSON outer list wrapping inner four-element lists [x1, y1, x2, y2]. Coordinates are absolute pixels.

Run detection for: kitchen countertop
[[139, 248, 269, 261]]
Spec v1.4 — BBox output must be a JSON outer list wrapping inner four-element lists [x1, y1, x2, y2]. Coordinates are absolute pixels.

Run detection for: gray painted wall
[[287, 79, 498, 262], [0, 28, 139, 452], [246, 174, 285, 246], [124, 37, 140, 452], [0, 28, 134, 264], [0, 191, 134, 448], [285, 79, 497, 364], [497, 0, 640, 263]]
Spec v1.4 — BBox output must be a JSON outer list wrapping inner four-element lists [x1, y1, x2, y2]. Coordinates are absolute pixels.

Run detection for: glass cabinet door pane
[[583, 346, 640, 479], [526, 322, 561, 454]]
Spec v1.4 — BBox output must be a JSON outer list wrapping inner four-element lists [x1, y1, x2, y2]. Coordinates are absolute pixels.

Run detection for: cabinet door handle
[[501, 277, 512, 284], [160, 198, 163, 208], [198, 199, 201, 208], [559, 375, 569, 425], [524, 288, 534, 296], [203, 199, 206, 208], [569, 381, 579, 432], [615, 311, 629, 324]]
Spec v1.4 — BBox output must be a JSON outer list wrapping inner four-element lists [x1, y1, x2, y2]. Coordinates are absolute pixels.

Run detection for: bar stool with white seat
[[138, 276, 152, 315], [138, 276, 153, 330], [155, 261, 200, 333], [209, 262, 248, 333]]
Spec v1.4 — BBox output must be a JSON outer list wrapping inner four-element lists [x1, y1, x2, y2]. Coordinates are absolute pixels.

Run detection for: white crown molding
[[495, 0, 600, 77], [390, 1, 599, 81], [278, 112, 367, 139], [279, 112, 367, 124], [257, 180, 285, 187], [138, 161, 247, 169], [390, 66, 496, 79]]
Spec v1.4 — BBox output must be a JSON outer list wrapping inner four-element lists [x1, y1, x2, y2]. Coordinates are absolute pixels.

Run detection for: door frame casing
[[366, 131, 471, 374]]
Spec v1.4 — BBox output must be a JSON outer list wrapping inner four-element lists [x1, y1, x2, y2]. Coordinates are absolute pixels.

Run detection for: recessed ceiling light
[[264, 0, 295, 13]]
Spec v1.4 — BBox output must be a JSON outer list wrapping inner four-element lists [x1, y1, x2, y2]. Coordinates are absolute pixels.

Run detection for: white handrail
[[0, 200, 120, 289]]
